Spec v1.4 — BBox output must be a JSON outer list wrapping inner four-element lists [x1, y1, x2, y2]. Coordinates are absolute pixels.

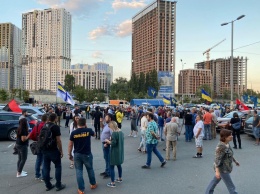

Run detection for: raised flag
[[242, 95, 248, 103], [147, 87, 157, 98], [236, 99, 249, 110], [57, 82, 75, 106], [201, 89, 212, 102], [3, 99, 22, 113], [163, 95, 171, 105]]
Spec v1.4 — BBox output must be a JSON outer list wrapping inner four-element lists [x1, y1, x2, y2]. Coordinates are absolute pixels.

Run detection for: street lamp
[[180, 59, 186, 104], [221, 15, 245, 109]]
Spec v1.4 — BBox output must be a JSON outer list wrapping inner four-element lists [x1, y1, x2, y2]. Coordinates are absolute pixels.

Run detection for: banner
[[57, 82, 75, 106], [147, 87, 157, 98], [158, 71, 174, 98]]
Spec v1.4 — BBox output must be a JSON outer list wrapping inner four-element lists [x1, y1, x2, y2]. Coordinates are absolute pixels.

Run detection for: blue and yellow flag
[[57, 82, 75, 105], [163, 95, 171, 105], [148, 87, 157, 98], [201, 89, 212, 102]]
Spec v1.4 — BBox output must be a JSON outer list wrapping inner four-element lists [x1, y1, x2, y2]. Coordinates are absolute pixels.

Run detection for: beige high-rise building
[[22, 8, 71, 92], [132, 0, 176, 77], [178, 69, 212, 96], [195, 57, 247, 97], [0, 23, 21, 90]]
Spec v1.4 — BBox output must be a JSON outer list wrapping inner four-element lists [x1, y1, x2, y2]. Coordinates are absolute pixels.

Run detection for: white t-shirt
[[193, 120, 204, 137], [140, 116, 148, 130]]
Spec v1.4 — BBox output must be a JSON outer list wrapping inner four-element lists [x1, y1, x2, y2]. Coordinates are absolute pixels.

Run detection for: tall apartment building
[[132, 0, 176, 76], [0, 23, 21, 90], [22, 8, 71, 92], [178, 69, 212, 96], [61, 63, 113, 92], [195, 57, 247, 97]]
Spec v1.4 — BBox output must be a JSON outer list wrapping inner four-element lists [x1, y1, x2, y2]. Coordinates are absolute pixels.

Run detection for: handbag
[[231, 119, 241, 130], [30, 141, 40, 155]]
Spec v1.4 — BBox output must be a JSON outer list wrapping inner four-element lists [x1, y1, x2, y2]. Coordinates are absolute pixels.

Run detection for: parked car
[[19, 106, 46, 120], [0, 112, 38, 141], [244, 112, 260, 137]]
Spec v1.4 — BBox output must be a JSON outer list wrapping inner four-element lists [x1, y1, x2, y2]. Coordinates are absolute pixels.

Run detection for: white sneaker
[[22, 171, 27, 174], [128, 134, 133, 137], [133, 135, 137, 138], [17, 172, 27, 178]]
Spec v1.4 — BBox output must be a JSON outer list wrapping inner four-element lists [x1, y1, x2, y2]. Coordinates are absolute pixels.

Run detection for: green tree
[[0, 89, 9, 102], [10, 89, 18, 99], [183, 96, 191, 103], [22, 90, 30, 102], [129, 73, 138, 94], [64, 74, 75, 92], [145, 72, 151, 91], [149, 69, 160, 91], [85, 89, 96, 102], [96, 92, 105, 102], [73, 85, 86, 103], [110, 77, 129, 96], [138, 72, 146, 92], [223, 89, 230, 100]]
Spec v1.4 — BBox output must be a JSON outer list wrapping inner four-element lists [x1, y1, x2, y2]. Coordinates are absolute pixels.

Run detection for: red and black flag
[[3, 99, 22, 113]]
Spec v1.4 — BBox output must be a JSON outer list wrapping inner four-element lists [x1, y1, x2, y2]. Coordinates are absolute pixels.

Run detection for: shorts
[[254, 127, 260, 138], [195, 136, 203, 148]]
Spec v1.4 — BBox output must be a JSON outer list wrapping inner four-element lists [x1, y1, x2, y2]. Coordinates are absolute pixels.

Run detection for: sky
[[0, 0, 260, 92]]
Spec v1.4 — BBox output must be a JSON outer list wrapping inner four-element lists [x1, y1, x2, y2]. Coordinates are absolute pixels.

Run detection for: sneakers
[[46, 184, 55, 191], [90, 184, 97, 189], [161, 160, 167, 167], [56, 184, 66, 191], [41, 177, 54, 182], [16, 172, 27, 178], [115, 178, 123, 183], [100, 172, 107, 176], [128, 134, 133, 137], [103, 174, 110, 179], [133, 135, 137, 138], [107, 183, 116, 188], [22, 171, 27, 174], [78, 189, 84, 194], [193, 154, 202, 158], [141, 165, 151, 169]]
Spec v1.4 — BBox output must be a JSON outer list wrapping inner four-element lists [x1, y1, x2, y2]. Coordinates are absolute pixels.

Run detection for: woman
[[229, 112, 242, 149], [205, 129, 240, 194], [69, 115, 80, 168], [16, 118, 30, 178], [138, 113, 148, 153], [65, 107, 71, 128], [105, 121, 124, 188], [128, 109, 138, 137], [192, 115, 204, 158]]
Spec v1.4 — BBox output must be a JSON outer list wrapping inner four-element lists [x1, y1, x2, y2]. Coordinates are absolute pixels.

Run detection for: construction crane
[[203, 38, 226, 69]]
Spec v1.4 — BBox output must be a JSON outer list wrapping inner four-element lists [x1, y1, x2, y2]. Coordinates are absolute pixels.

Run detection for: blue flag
[[250, 96, 258, 107], [148, 87, 157, 98], [57, 82, 75, 105], [201, 89, 212, 102], [242, 95, 248, 103]]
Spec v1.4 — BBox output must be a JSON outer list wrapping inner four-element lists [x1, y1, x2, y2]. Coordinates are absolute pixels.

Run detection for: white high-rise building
[[22, 8, 71, 91], [0, 23, 21, 90]]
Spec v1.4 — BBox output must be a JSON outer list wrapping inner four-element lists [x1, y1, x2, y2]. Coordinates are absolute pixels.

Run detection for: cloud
[[91, 51, 103, 59], [116, 20, 132, 37], [37, 0, 102, 18], [112, 0, 147, 10], [89, 26, 112, 40]]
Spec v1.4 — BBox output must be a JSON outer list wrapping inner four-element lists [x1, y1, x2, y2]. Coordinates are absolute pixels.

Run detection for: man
[[100, 114, 113, 179], [126, 106, 131, 120], [142, 113, 167, 169], [164, 117, 180, 161], [19, 110, 28, 120], [68, 118, 97, 194], [253, 110, 260, 146], [115, 107, 124, 129], [42, 113, 65, 191], [193, 115, 204, 158], [30, 114, 49, 180], [73, 106, 82, 117], [85, 105, 90, 119], [210, 109, 217, 139], [203, 108, 212, 140], [163, 112, 172, 151], [136, 106, 143, 126], [191, 108, 197, 137], [214, 108, 221, 118], [55, 106, 62, 126], [184, 109, 193, 142], [92, 106, 103, 139]]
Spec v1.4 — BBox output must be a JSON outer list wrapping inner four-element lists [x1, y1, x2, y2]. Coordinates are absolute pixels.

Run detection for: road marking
[[7, 143, 15, 148]]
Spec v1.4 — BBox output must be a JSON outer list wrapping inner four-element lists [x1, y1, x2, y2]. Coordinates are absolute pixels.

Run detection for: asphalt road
[[0, 118, 259, 194]]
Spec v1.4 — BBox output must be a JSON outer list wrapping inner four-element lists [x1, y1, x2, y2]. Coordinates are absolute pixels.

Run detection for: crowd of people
[[14, 102, 260, 194]]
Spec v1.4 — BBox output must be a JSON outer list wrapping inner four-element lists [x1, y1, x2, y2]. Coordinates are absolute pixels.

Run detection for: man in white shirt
[[193, 114, 204, 158]]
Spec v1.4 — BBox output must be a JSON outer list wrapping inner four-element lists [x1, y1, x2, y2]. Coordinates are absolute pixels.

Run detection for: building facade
[[132, 0, 176, 84], [22, 8, 71, 92], [61, 63, 113, 92], [195, 57, 247, 97], [0, 23, 22, 90], [178, 69, 212, 96]]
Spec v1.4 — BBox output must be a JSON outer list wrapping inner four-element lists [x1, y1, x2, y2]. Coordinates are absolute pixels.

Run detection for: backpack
[[37, 123, 55, 150], [231, 119, 241, 130]]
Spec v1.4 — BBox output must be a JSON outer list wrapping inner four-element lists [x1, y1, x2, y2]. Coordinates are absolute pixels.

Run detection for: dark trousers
[[65, 116, 70, 127], [232, 130, 241, 148], [35, 151, 44, 178], [94, 122, 100, 138], [16, 144, 28, 173], [43, 149, 62, 188]]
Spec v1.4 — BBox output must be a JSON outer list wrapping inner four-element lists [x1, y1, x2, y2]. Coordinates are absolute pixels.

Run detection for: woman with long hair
[[128, 109, 138, 137], [229, 112, 242, 149], [16, 118, 30, 177], [105, 121, 124, 188], [138, 113, 148, 153], [205, 129, 240, 194], [69, 115, 80, 168]]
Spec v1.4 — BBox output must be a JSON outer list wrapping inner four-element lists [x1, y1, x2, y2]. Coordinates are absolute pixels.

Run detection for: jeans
[[74, 153, 96, 192], [205, 173, 238, 194], [94, 122, 100, 138], [185, 125, 193, 141], [127, 112, 130, 120], [110, 165, 122, 182], [158, 126, 164, 140], [139, 130, 146, 151], [86, 112, 90, 119], [232, 130, 241, 148], [253, 127, 260, 138], [102, 144, 110, 175], [16, 144, 28, 173], [35, 151, 44, 178], [204, 124, 212, 140], [146, 143, 164, 166], [43, 149, 62, 188], [65, 116, 70, 127]]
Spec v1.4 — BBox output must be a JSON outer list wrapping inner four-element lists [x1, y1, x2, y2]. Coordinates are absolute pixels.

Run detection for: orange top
[[203, 112, 212, 124]]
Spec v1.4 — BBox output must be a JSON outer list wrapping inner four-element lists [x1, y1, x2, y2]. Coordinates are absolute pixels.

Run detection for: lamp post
[[180, 59, 186, 104], [221, 15, 245, 109]]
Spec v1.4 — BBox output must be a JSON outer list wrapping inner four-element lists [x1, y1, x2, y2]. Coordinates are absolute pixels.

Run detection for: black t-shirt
[[253, 115, 260, 127], [230, 117, 240, 124], [93, 111, 103, 124], [16, 127, 29, 146], [185, 114, 193, 125], [46, 122, 61, 150], [70, 128, 94, 155]]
